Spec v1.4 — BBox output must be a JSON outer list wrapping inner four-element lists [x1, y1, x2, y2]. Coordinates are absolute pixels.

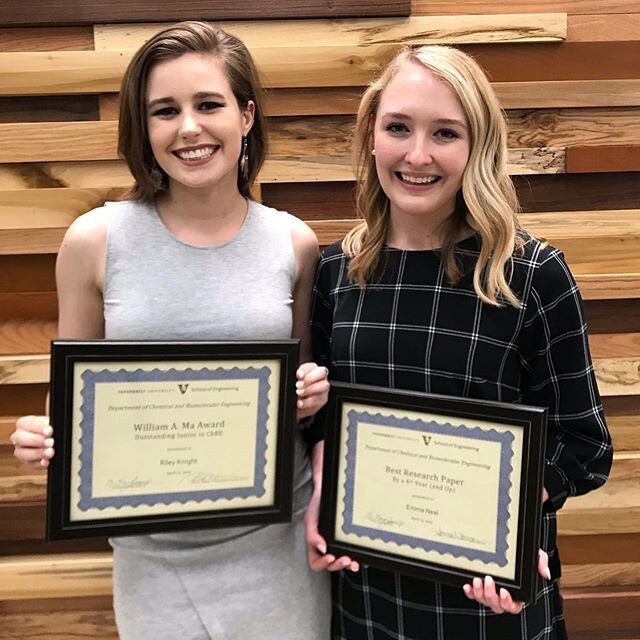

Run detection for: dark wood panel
[[0, 27, 94, 51], [0, 96, 99, 123], [458, 42, 640, 81], [0, 255, 56, 293], [513, 173, 640, 212], [567, 146, 640, 174], [262, 181, 356, 220], [0, 537, 109, 556], [0, 0, 410, 26], [585, 300, 640, 334], [263, 174, 640, 220], [564, 588, 640, 639], [602, 396, 640, 420], [0, 384, 47, 415], [0, 293, 57, 321]]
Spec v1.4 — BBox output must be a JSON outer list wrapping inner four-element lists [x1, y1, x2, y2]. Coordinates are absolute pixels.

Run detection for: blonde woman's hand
[[296, 362, 330, 420], [462, 549, 550, 614], [11, 416, 54, 469]]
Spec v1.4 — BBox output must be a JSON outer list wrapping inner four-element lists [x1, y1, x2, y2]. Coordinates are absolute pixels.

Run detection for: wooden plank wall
[[0, 0, 639, 637]]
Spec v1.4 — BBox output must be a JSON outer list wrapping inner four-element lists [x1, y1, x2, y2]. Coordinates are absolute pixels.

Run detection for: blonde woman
[[307, 46, 612, 639]]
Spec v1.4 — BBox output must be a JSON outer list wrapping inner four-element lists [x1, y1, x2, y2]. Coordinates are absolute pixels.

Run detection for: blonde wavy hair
[[343, 45, 524, 307]]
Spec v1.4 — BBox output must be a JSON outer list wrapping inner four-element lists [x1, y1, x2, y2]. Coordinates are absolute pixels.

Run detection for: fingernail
[[297, 400, 303, 408], [40, 458, 47, 467], [43, 426, 53, 436], [45, 448, 54, 457], [316, 543, 326, 554], [485, 575, 493, 586], [296, 367, 304, 378], [500, 588, 508, 599], [44, 438, 54, 448], [463, 584, 471, 595], [296, 381, 304, 389], [545, 567, 551, 580], [473, 577, 481, 588]]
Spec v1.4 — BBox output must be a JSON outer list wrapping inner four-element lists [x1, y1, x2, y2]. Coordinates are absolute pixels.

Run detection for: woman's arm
[[12, 209, 107, 469]]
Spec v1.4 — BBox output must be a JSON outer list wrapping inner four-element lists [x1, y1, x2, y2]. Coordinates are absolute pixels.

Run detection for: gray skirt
[[110, 441, 330, 639]]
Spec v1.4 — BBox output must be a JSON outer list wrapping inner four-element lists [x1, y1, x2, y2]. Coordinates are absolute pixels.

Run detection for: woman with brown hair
[[307, 45, 612, 639], [12, 21, 330, 639]]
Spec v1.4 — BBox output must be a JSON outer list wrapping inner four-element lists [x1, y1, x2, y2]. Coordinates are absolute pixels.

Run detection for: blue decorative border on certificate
[[341, 410, 514, 566], [76, 366, 271, 511]]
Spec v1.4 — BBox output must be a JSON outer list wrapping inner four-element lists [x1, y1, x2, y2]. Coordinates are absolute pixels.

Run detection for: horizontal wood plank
[[93, 14, 566, 51], [562, 562, 640, 589], [4, 108, 640, 163], [568, 13, 640, 41], [0, 552, 113, 600], [566, 145, 640, 173], [412, 1, 639, 16], [98, 78, 640, 121], [512, 173, 640, 213], [0, 96, 99, 123], [0, 27, 94, 52], [559, 533, 640, 564], [0, 355, 49, 385], [506, 108, 640, 148], [563, 587, 640, 638], [0, 0, 410, 27]]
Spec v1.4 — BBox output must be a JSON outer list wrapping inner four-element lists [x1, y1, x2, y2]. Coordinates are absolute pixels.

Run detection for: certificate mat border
[[319, 382, 547, 604], [46, 339, 299, 540]]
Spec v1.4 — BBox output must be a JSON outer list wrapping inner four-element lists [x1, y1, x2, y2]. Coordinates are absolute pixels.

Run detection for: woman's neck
[[156, 183, 249, 246]]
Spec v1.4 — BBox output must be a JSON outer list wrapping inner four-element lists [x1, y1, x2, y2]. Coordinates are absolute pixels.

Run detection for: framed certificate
[[320, 382, 547, 603], [47, 340, 299, 540]]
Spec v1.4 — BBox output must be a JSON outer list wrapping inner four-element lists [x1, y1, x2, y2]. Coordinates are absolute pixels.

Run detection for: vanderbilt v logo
[[178, 384, 189, 395], [422, 436, 432, 446]]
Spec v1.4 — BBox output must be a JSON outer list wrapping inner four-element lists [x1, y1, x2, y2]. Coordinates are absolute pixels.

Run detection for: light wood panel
[[1, 606, 117, 640], [0, 30, 575, 97], [97, 79, 640, 121], [412, 1, 639, 16], [0, 355, 49, 385], [2, 354, 637, 392], [494, 80, 640, 109], [3, 110, 639, 164], [93, 14, 566, 51], [0, 552, 113, 600], [568, 13, 640, 41], [562, 562, 640, 589], [0, 27, 94, 52], [507, 108, 640, 148]]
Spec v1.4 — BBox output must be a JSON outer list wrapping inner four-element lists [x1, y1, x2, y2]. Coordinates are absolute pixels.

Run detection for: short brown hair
[[118, 21, 267, 203]]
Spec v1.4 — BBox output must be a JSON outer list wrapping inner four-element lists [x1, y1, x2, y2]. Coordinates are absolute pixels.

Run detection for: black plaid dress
[[311, 234, 613, 640]]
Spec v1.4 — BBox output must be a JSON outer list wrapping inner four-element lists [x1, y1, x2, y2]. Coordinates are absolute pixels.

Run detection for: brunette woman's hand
[[11, 416, 54, 469], [304, 487, 360, 573]]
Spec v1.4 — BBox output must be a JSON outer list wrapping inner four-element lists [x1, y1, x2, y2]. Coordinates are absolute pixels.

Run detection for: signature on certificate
[[435, 528, 485, 545], [363, 511, 405, 528], [185, 472, 248, 485], [106, 477, 152, 490]]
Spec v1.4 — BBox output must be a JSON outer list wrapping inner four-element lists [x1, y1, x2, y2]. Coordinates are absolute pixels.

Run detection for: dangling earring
[[150, 161, 165, 192], [239, 136, 249, 180], [371, 149, 376, 156]]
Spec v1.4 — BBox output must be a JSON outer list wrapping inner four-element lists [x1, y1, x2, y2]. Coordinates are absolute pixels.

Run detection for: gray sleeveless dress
[[101, 199, 330, 640]]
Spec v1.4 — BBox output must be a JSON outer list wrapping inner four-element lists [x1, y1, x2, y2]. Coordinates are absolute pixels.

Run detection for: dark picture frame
[[320, 382, 547, 603], [47, 340, 299, 540]]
